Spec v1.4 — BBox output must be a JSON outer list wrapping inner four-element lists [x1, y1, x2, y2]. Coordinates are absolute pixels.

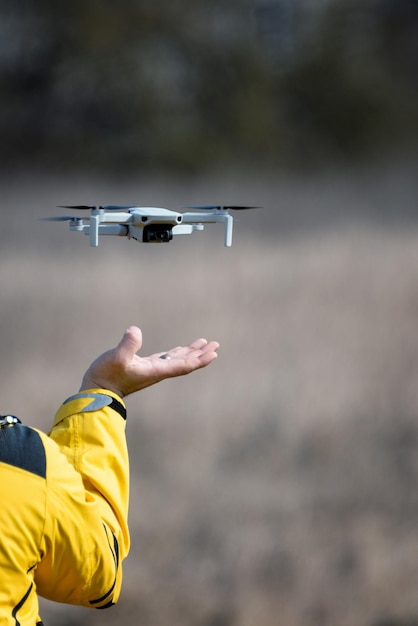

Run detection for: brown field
[[2, 160, 418, 626]]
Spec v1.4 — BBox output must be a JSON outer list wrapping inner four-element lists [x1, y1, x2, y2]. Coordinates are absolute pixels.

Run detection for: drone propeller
[[186, 205, 260, 211], [58, 205, 95, 210], [40, 216, 80, 222], [58, 205, 136, 211]]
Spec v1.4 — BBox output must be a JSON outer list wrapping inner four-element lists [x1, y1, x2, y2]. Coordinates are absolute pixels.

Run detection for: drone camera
[[142, 224, 173, 243]]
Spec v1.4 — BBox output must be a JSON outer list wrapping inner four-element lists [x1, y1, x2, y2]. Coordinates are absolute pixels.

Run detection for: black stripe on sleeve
[[0, 425, 46, 479], [12, 582, 33, 625], [89, 526, 120, 608], [108, 397, 127, 421]]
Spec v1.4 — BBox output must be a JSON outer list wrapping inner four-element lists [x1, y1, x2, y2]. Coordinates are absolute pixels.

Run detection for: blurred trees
[[0, 0, 416, 173]]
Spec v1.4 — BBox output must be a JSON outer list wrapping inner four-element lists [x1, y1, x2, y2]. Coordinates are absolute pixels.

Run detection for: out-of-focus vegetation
[[0, 0, 417, 173]]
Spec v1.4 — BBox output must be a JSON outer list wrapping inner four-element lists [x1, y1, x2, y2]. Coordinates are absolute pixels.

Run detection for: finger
[[151, 342, 204, 360], [170, 340, 219, 359], [189, 338, 208, 350], [177, 351, 218, 375], [200, 340, 220, 353], [116, 326, 143, 360], [194, 348, 218, 366], [188, 346, 219, 364], [167, 339, 211, 358]]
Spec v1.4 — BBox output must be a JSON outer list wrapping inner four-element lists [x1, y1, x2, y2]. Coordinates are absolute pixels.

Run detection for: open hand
[[79, 326, 220, 398]]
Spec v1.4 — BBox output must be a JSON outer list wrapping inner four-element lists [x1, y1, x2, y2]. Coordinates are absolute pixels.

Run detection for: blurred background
[[1, 1, 418, 625]]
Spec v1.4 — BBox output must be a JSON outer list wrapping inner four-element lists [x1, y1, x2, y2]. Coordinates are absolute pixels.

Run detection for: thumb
[[116, 326, 143, 360]]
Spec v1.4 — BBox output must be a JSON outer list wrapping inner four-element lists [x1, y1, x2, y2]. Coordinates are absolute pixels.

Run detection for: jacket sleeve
[[34, 389, 130, 609]]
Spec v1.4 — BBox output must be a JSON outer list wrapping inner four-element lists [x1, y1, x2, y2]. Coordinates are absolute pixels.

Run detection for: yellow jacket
[[0, 389, 130, 625]]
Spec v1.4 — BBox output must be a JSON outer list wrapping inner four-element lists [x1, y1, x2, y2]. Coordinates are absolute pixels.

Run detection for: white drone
[[43, 205, 258, 247]]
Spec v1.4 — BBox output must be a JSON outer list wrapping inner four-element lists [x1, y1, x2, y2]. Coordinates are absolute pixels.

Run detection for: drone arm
[[181, 211, 233, 247], [69, 222, 129, 245], [97, 224, 130, 237], [66, 211, 133, 246], [90, 214, 100, 247], [224, 214, 233, 247], [172, 224, 204, 237]]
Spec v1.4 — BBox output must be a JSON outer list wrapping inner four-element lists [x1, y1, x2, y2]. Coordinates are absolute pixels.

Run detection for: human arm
[[35, 326, 219, 608], [35, 390, 129, 607]]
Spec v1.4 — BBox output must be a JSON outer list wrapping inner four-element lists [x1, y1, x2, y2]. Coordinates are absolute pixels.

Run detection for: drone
[[43, 205, 259, 247]]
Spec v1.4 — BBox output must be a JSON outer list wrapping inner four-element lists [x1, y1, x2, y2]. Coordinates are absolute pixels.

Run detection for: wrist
[[79, 377, 125, 398]]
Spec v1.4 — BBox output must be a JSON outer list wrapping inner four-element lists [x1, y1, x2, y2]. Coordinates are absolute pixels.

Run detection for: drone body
[[44, 205, 258, 247]]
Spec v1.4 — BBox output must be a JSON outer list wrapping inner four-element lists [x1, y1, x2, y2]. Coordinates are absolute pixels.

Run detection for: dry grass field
[[1, 159, 418, 626]]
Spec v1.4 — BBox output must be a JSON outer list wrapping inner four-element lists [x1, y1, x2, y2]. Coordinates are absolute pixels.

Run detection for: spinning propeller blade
[[58, 205, 95, 210], [40, 216, 79, 222], [186, 205, 261, 211], [58, 205, 135, 211]]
